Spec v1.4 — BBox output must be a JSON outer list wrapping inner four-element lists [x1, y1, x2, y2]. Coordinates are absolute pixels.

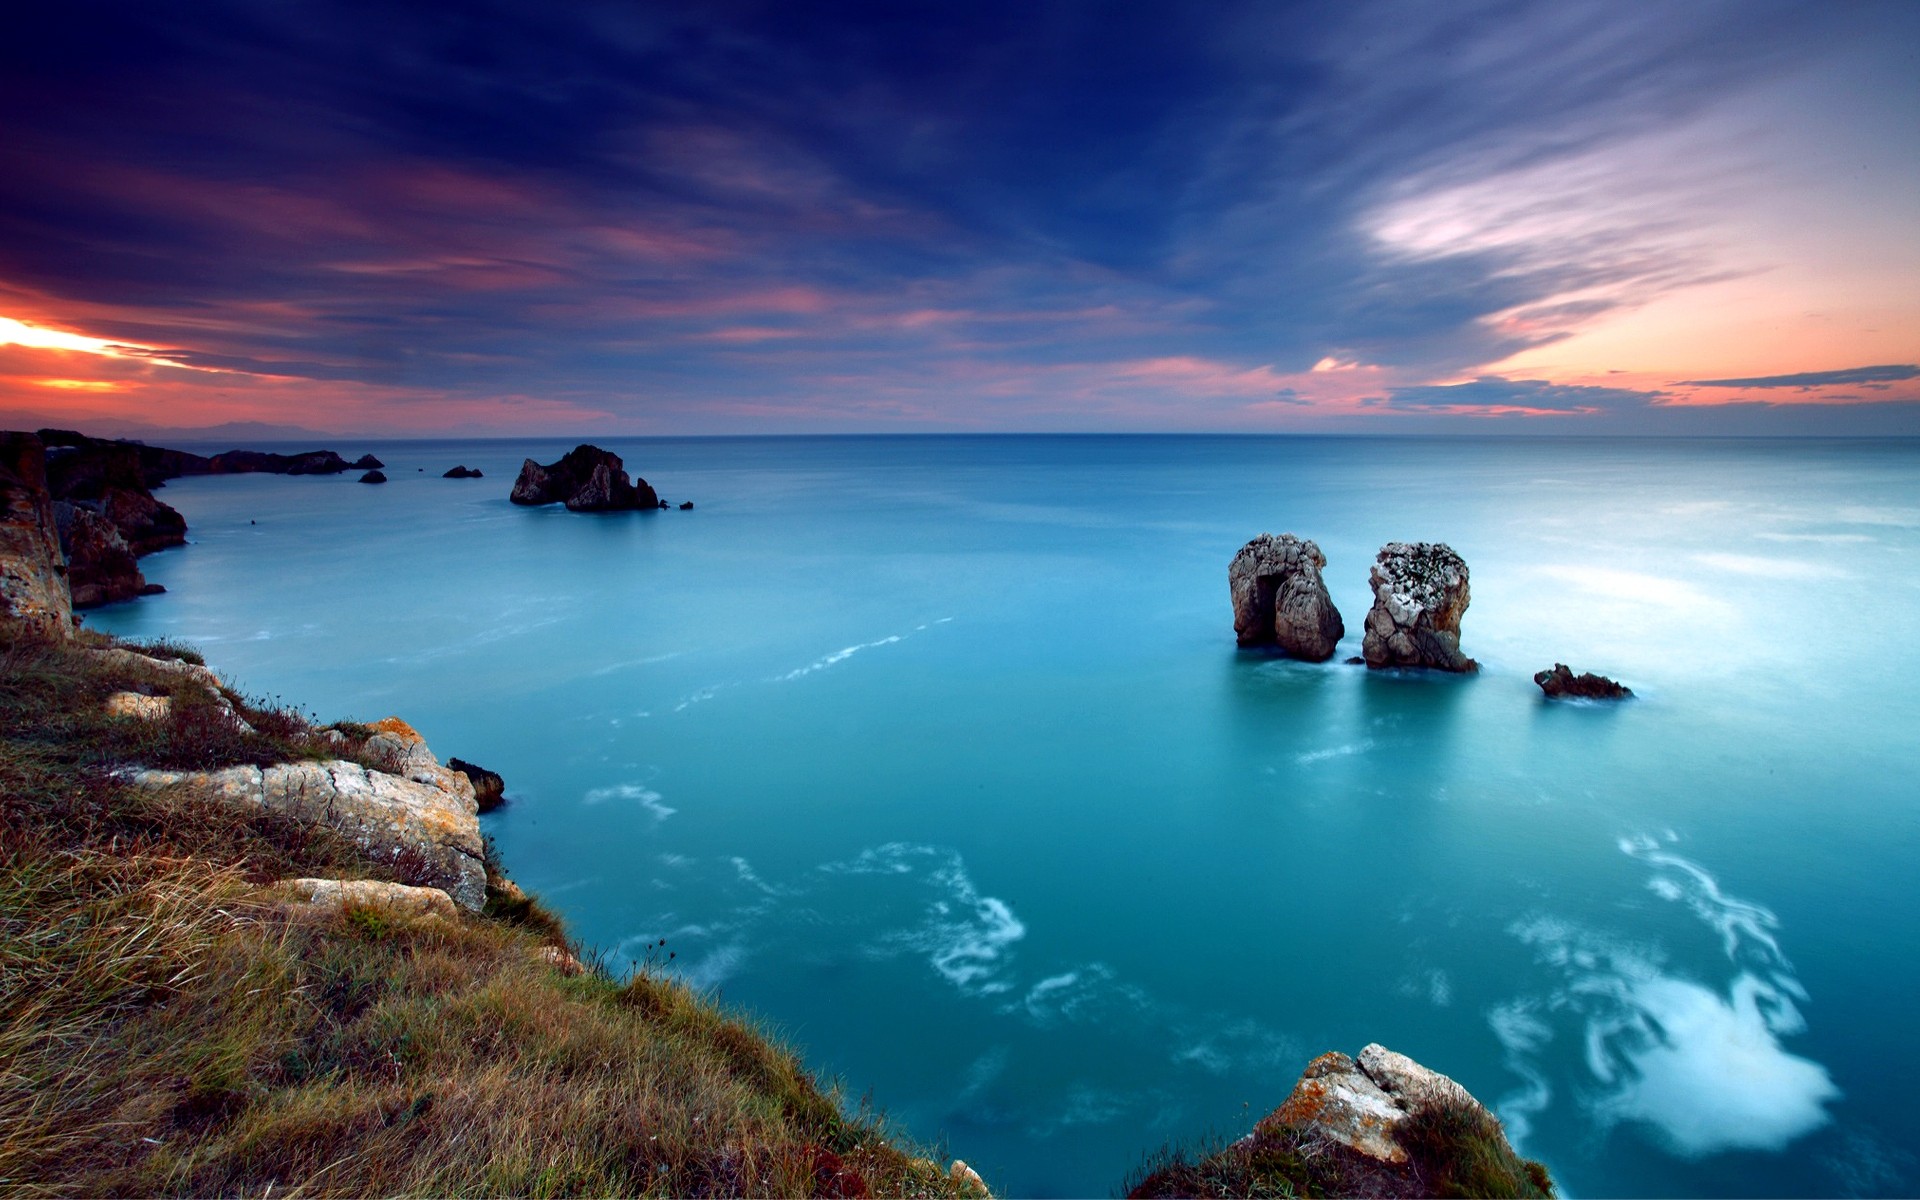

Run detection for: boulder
[[278, 877, 458, 920], [358, 470, 387, 484], [510, 445, 658, 512], [1361, 542, 1477, 672], [351, 454, 385, 469], [1261, 1044, 1505, 1166], [127, 715, 485, 910], [1228, 533, 1345, 660], [678, 500, 694, 510], [448, 756, 506, 812], [0, 432, 74, 636], [53, 501, 151, 607], [443, 465, 483, 478], [1534, 663, 1631, 700], [105, 691, 172, 720]]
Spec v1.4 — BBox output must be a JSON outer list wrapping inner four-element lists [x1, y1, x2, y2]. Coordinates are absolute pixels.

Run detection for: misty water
[[88, 435, 1920, 1197]]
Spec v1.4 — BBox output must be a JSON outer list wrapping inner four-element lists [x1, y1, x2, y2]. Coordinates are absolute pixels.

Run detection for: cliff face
[[0, 432, 74, 636]]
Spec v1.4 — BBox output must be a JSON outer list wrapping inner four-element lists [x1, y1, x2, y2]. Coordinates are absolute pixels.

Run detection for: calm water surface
[[90, 436, 1920, 1197]]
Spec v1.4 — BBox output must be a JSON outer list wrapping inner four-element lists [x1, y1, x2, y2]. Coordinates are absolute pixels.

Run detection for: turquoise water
[[89, 436, 1920, 1197]]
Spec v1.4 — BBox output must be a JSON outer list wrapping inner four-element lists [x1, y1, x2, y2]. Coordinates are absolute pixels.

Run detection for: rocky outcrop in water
[[444, 465, 483, 478], [1229, 533, 1345, 660], [128, 715, 486, 910], [352, 454, 385, 470], [359, 470, 387, 484], [510, 444, 659, 512], [1361, 542, 1477, 672], [1534, 664, 1630, 699], [0, 432, 74, 636], [448, 756, 506, 812]]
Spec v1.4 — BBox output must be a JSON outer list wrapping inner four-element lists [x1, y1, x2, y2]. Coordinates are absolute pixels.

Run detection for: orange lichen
[[370, 716, 422, 741]]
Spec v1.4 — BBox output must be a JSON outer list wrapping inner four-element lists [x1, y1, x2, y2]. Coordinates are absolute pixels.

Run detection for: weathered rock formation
[[128, 715, 486, 910], [277, 877, 458, 920], [201, 448, 357, 475], [510, 444, 659, 512], [1264, 1044, 1489, 1165], [448, 756, 506, 812], [53, 502, 161, 606], [0, 432, 74, 635], [351, 454, 385, 470], [358, 469, 387, 484], [1534, 663, 1631, 700], [443, 465, 483, 478], [1229, 533, 1345, 660], [1362, 542, 1477, 672], [105, 691, 172, 720]]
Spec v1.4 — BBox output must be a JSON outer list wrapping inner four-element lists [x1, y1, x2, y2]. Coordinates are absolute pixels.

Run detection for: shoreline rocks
[[443, 465, 483, 478], [448, 756, 506, 812], [1361, 542, 1477, 673], [1534, 663, 1631, 699], [0, 432, 75, 635], [510, 444, 659, 512], [1229, 533, 1345, 660]]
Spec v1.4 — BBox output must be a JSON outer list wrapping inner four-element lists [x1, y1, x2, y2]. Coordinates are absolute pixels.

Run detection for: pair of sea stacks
[[1229, 534, 1477, 672]]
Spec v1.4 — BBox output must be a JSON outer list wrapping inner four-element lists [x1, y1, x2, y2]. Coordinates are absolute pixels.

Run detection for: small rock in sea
[[448, 756, 506, 812], [358, 470, 387, 484], [658, 498, 670, 509], [1345, 655, 1364, 665], [1361, 542, 1477, 672], [351, 454, 384, 469], [1534, 663, 1631, 699], [679, 500, 694, 510], [443, 465, 484, 479], [138, 582, 166, 596], [510, 444, 658, 511]]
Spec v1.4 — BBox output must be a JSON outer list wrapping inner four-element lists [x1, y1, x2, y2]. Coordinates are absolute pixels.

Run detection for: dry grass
[[0, 626, 971, 1197]]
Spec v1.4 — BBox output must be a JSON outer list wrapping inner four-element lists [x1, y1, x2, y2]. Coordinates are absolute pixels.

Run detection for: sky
[[2, 0, 1917, 437]]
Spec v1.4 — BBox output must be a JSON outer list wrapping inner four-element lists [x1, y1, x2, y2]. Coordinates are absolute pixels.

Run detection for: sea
[[86, 434, 1920, 1198]]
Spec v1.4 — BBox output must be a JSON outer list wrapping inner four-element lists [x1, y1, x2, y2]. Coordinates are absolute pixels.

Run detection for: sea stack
[[510, 445, 658, 512], [1534, 663, 1631, 699], [1228, 533, 1344, 660], [1361, 542, 1477, 672]]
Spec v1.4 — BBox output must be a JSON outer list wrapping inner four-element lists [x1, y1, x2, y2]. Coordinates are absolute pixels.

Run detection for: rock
[[1261, 1044, 1507, 1166], [1534, 663, 1631, 699], [448, 756, 506, 812], [537, 945, 586, 976], [53, 501, 151, 607], [678, 500, 694, 510], [105, 691, 171, 720], [358, 470, 387, 484], [0, 432, 74, 636], [41, 436, 188, 555], [351, 454, 385, 469], [1361, 542, 1478, 672], [278, 877, 458, 920], [510, 445, 659, 512], [947, 1160, 989, 1197], [205, 448, 354, 476], [37, 428, 211, 487], [1228, 533, 1345, 660], [127, 717, 485, 910], [443, 465, 483, 478]]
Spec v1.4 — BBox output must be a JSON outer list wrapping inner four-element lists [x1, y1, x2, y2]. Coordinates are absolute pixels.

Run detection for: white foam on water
[[1692, 552, 1847, 581], [583, 782, 676, 821], [1294, 739, 1374, 765], [777, 635, 902, 681]]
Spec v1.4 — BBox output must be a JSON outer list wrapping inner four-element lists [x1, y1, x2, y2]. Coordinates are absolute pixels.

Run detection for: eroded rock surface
[[105, 691, 172, 720], [1261, 1043, 1504, 1166], [1534, 663, 1631, 699], [510, 444, 659, 512], [1229, 533, 1345, 660], [53, 501, 160, 607], [129, 717, 485, 911], [278, 877, 458, 920], [1361, 542, 1477, 672], [0, 432, 73, 635]]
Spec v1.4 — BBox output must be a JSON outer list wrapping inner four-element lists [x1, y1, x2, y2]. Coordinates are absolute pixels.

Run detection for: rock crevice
[[1228, 533, 1345, 660]]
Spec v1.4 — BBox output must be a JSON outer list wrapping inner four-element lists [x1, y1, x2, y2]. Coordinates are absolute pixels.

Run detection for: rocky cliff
[[1228, 532, 1345, 659], [0, 432, 74, 636], [1361, 541, 1478, 672]]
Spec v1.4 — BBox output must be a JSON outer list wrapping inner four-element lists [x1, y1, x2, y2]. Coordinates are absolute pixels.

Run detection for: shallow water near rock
[[89, 434, 1920, 1197]]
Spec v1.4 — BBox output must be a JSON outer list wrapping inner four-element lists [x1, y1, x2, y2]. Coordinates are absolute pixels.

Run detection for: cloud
[[1680, 365, 1920, 389], [1373, 376, 1665, 415]]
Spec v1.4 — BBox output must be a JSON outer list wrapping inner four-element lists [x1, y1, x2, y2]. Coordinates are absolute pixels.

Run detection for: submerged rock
[[510, 444, 659, 512], [448, 755, 506, 812], [0, 432, 74, 636], [1361, 542, 1477, 672], [1228, 533, 1345, 660], [1534, 663, 1631, 699], [443, 465, 484, 478], [358, 469, 387, 484]]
